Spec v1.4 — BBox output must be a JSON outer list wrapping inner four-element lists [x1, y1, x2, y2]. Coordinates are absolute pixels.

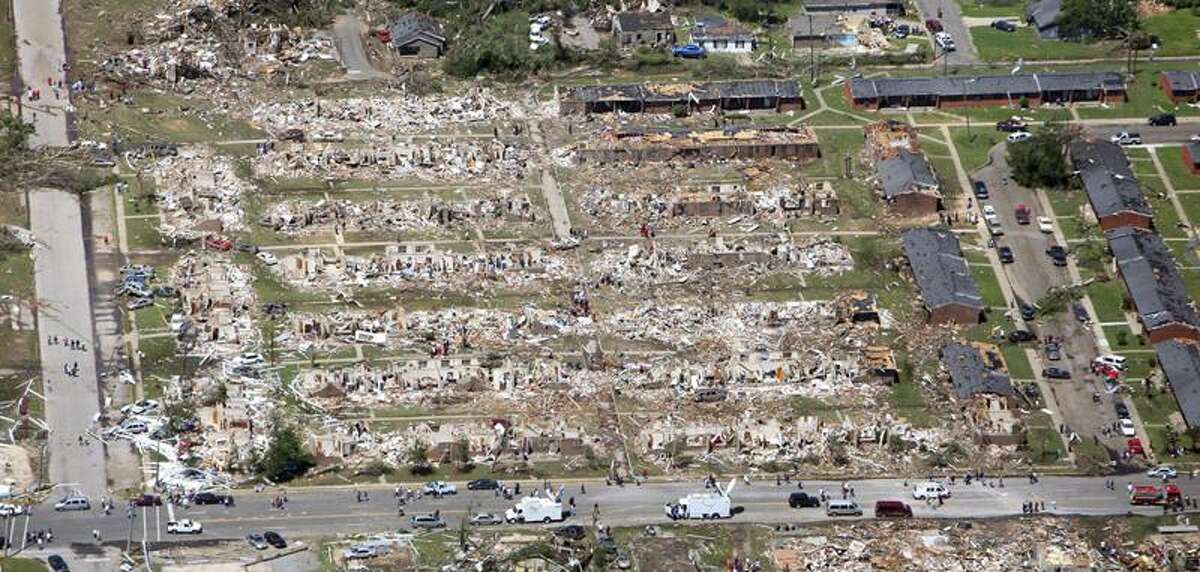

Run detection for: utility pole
[[808, 14, 816, 85]]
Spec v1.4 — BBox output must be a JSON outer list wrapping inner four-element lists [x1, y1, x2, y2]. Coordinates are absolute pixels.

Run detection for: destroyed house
[[940, 343, 1020, 445], [613, 11, 675, 46], [804, 0, 906, 14], [1152, 340, 1200, 429], [790, 13, 856, 48], [1071, 140, 1153, 230], [875, 151, 940, 216], [902, 228, 984, 325], [1160, 71, 1200, 103], [1107, 226, 1200, 343], [559, 80, 804, 115], [577, 125, 820, 164], [387, 12, 446, 57], [848, 72, 1126, 109]]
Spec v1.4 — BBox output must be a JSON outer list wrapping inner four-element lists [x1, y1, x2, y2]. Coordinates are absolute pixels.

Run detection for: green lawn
[[1085, 279, 1127, 323], [1175, 194, 1200, 229], [971, 27, 1118, 61], [0, 0, 14, 94], [1143, 10, 1200, 58], [1076, 63, 1200, 120], [958, 0, 1024, 18], [929, 156, 963, 197], [1103, 324, 1148, 351], [1115, 353, 1157, 380], [971, 265, 1007, 308], [887, 380, 934, 427], [1179, 268, 1200, 301], [1001, 344, 1034, 379], [1167, 240, 1199, 267], [1148, 195, 1186, 238], [1160, 148, 1200, 190], [1046, 189, 1088, 218], [0, 558, 49, 572], [123, 215, 162, 250], [1023, 411, 1064, 464], [949, 127, 1004, 173], [1131, 387, 1184, 426]]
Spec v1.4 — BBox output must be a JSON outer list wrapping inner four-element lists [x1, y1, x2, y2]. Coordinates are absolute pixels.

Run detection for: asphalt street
[[1085, 123, 1200, 145], [12, 0, 69, 147], [331, 15, 390, 80], [913, 0, 980, 66], [12, 475, 1200, 553], [29, 190, 109, 500]]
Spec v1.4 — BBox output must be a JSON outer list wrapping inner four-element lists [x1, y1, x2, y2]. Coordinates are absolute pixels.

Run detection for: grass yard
[[958, 0, 1025, 17], [122, 215, 162, 250], [1045, 189, 1088, 218], [1115, 353, 1157, 380], [1178, 268, 1200, 302], [1023, 411, 1065, 464], [0, 559, 49, 572], [1142, 11, 1200, 58], [929, 156, 963, 197], [949, 127, 1004, 173], [1084, 278, 1127, 323], [1131, 386, 1184, 427], [887, 380, 934, 427], [1175, 194, 1200, 228], [1076, 63, 1200, 120], [76, 90, 265, 144], [1102, 324, 1148, 351], [0, 0, 14, 94], [1160, 149, 1200, 191], [971, 265, 1007, 308], [971, 27, 1118, 61], [1167, 240, 1199, 267], [1148, 196, 1187, 238], [1001, 344, 1035, 379]]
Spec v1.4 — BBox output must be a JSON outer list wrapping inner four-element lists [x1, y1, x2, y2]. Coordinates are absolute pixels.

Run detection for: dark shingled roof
[[693, 17, 756, 42], [1026, 0, 1062, 30], [902, 228, 983, 313], [1188, 142, 1200, 165], [1163, 71, 1200, 93], [387, 12, 445, 48], [564, 80, 801, 104], [614, 11, 673, 32], [849, 72, 1125, 100], [1071, 140, 1152, 220], [877, 151, 938, 199], [1153, 340, 1200, 428], [941, 343, 1015, 400], [1107, 226, 1200, 332], [804, 0, 904, 10]]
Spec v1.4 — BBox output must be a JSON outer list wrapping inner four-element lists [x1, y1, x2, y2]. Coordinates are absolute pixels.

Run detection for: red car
[[925, 18, 943, 32], [204, 235, 232, 251], [1127, 438, 1145, 456], [131, 494, 162, 507]]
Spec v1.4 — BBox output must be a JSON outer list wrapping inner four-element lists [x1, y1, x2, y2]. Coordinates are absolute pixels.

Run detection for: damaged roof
[[901, 228, 983, 313], [1026, 0, 1063, 30], [849, 72, 1125, 100], [877, 151, 938, 198], [1153, 340, 1200, 428], [565, 80, 801, 103], [1107, 226, 1200, 332], [941, 343, 1015, 400], [614, 11, 673, 31], [1163, 71, 1200, 93], [1071, 140, 1152, 220], [388, 12, 445, 47], [693, 17, 756, 41]]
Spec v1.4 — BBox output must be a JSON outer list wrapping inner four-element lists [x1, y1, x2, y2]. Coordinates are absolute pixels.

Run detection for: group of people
[[48, 335, 87, 352], [26, 528, 53, 547]]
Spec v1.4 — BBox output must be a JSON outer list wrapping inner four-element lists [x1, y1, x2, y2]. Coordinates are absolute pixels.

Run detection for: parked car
[[246, 533, 269, 550], [982, 205, 997, 218], [192, 491, 232, 505], [990, 19, 1017, 32], [1149, 113, 1178, 126], [234, 241, 259, 254], [343, 545, 379, 560], [1072, 302, 1090, 323], [166, 519, 203, 534], [204, 235, 233, 251], [467, 479, 500, 491], [874, 500, 914, 518], [1044, 342, 1062, 361], [925, 18, 943, 32], [972, 180, 989, 199], [410, 513, 447, 529], [1119, 418, 1137, 437], [911, 482, 950, 500], [470, 512, 502, 526], [996, 118, 1028, 132], [264, 531, 287, 548], [1095, 354, 1128, 371], [1008, 329, 1037, 343], [554, 525, 587, 540], [998, 246, 1014, 263], [1046, 245, 1068, 265], [1147, 465, 1178, 479], [121, 399, 160, 416], [126, 297, 154, 311], [825, 499, 863, 516], [1037, 216, 1055, 233], [120, 419, 148, 434], [152, 285, 178, 298], [130, 494, 162, 507], [934, 31, 956, 51], [47, 555, 69, 572], [1042, 368, 1071, 380], [1115, 400, 1131, 419], [256, 251, 278, 266], [0, 503, 25, 516], [789, 492, 821, 508], [1020, 302, 1037, 320], [422, 481, 457, 495], [1111, 131, 1142, 145], [1007, 131, 1033, 143], [671, 44, 707, 59], [893, 24, 910, 38]]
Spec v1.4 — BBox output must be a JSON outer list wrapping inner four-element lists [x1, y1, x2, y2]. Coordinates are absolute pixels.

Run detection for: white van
[[912, 482, 950, 500], [54, 497, 90, 511], [825, 499, 862, 517], [1095, 355, 1127, 371]]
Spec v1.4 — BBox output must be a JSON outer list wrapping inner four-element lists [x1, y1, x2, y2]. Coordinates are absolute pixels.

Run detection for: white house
[[692, 17, 757, 53]]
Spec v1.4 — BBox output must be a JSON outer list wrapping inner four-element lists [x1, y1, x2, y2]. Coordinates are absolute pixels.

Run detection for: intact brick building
[[847, 72, 1126, 110], [1071, 140, 1153, 231], [1107, 226, 1200, 344], [902, 228, 984, 325], [560, 80, 805, 116], [1160, 71, 1200, 103], [1153, 340, 1200, 429]]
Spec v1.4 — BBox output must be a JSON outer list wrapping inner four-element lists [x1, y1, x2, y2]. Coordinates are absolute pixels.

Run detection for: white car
[[54, 497, 90, 511], [1037, 216, 1054, 233], [167, 519, 203, 534], [121, 419, 149, 434], [118, 369, 136, 385], [982, 205, 997, 218], [1007, 132, 1033, 143], [1095, 355, 1128, 371], [237, 353, 266, 367], [0, 503, 26, 516], [343, 545, 379, 559], [934, 32, 956, 51], [422, 481, 457, 495], [1147, 466, 1178, 479], [121, 399, 160, 416], [1119, 418, 1137, 437], [1110, 131, 1142, 145], [256, 251, 278, 266], [912, 482, 950, 500]]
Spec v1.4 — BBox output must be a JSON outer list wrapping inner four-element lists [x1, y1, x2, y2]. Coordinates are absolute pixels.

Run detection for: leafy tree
[[1058, 0, 1137, 40], [257, 426, 315, 482], [1007, 124, 1074, 189]]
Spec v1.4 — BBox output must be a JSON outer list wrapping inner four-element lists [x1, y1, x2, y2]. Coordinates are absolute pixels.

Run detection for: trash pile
[[589, 236, 854, 290], [258, 192, 538, 235], [604, 301, 844, 356], [254, 140, 531, 182], [248, 89, 540, 139], [153, 147, 253, 240], [99, 1, 334, 85], [276, 244, 576, 292]]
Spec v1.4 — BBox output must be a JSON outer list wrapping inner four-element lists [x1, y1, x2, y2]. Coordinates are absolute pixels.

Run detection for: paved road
[[14, 475, 1200, 557], [913, 0, 980, 66], [29, 190, 108, 499], [331, 15, 390, 80], [1086, 124, 1200, 146], [13, 0, 69, 146]]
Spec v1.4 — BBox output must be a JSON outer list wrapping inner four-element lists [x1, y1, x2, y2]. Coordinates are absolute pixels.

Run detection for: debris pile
[[153, 147, 253, 240], [580, 181, 841, 228], [255, 140, 531, 182], [258, 192, 538, 235]]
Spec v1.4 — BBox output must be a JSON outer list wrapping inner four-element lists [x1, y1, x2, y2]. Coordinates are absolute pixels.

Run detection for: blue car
[[672, 44, 707, 59]]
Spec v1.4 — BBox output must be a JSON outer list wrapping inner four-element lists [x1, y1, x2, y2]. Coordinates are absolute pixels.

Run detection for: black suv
[[972, 180, 989, 199], [789, 492, 821, 508], [193, 491, 232, 505], [554, 525, 587, 540], [1046, 245, 1068, 266], [1008, 329, 1037, 343], [991, 20, 1017, 32], [1115, 401, 1131, 419], [467, 479, 500, 490], [1149, 113, 1178, 126], [998, 246, 1014, 263]]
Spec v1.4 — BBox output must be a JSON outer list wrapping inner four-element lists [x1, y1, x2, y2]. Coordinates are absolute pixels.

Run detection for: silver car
[[470, 512, 501, 526], [410, 514, 446, 529]]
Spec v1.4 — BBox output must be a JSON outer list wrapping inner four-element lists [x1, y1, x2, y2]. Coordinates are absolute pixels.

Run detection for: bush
[[671, 103, 688, 118], [356, 461, 393, 477], [257, 426, 315, 482]]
